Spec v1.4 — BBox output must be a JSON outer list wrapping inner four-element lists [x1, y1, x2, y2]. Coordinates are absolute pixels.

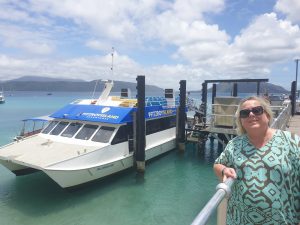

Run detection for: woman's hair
[[235, 96, 273, 135]]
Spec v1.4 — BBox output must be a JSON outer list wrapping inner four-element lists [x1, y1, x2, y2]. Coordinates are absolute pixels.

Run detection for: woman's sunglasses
[[239, 106, 264, 118]]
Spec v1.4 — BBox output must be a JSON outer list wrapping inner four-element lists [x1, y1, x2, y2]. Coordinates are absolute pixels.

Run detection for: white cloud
[[0, 0, 228, 54], [11, 0, 226, 46], [0, 23, 55, 55], [1, 1, 300, 90], [199, 12, 300, 81], [0, 53, 207, 90], [85, 40, 110, 51], [147, 64, 215, 89], [168, 12, 300, 84], [0, 54, 42, 80], [28, 0, 141, 41], [0, 0, 51, 26], [173, 0, 224, 21], [233, 13, 300, 63], [275, 0, 300, 23], [0, 52, 141, 83]]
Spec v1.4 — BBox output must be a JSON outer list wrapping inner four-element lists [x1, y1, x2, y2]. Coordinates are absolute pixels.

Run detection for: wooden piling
[[135, 75, 146, 172], [177, 80, 186, 152]]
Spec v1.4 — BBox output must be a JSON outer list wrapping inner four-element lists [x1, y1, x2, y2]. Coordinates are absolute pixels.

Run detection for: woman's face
[[240, 99, 270, 133]]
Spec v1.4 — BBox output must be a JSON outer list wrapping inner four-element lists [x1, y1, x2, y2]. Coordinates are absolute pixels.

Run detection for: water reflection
[[185, 137, 222, 165]]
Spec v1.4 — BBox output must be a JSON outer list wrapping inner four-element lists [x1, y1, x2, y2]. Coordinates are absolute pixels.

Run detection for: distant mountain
[[0, 76, 289, 94], [0, 76, 163, 93], [11, 76, 84, 82], [189, 82, 289, 94], [211, 82, 289, 94]]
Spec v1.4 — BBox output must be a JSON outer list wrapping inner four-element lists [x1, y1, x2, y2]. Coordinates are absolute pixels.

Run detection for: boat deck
[[287, 114, 300, 136], [0, 135, 101, 169]]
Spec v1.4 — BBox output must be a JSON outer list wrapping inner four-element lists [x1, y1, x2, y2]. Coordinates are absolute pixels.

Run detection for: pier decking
[[287, 115, 300, 136]]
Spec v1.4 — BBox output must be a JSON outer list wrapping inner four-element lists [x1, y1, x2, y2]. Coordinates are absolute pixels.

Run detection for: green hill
[[0, 76, 163, 93], [211, 82, 289, 94], [188, 82, 289, 94]]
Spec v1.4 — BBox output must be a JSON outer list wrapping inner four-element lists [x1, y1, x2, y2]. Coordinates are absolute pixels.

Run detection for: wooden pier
[[185, 78, 296, 148], [185, 79, 271, 148]]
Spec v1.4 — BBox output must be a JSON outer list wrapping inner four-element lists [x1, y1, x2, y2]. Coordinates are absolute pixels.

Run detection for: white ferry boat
[[0, 91, 5, 104], [0, 81, 180, 188]]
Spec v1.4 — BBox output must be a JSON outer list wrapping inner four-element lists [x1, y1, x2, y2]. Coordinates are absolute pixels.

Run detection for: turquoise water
[[0, 92, 220, 225]]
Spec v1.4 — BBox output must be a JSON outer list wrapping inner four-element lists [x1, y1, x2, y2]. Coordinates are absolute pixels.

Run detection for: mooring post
[[201, 82, 207, 124], [291, 81, 296, 116], [232, 83, 238, 97], [177, 80, 186, 152], [135, 75, 146, 172], [212, 84, 217, 104], [257, 82, 261, 96]]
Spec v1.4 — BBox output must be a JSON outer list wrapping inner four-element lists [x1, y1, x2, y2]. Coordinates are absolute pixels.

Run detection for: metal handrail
[[270, 103, 291, 130], [190, 178, 235, 225]]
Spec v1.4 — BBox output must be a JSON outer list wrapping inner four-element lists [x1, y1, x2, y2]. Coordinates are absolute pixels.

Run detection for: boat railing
[[13, 116, 52, 141], [270, 103, 291, 130], [145, 96, 180, 107], [190, 178, 235, 225]]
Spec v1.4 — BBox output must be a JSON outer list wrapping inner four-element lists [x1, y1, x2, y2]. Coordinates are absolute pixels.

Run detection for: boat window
[[92, 126, 115, 143], [61, 122, 83, 138], [146, 119, 161, 134], [146, 116, 176, 135], [111, 124, 133, 145], [75, 124, 98, 140], [50, 121, 69, 135], [42, 121, 59, 134]]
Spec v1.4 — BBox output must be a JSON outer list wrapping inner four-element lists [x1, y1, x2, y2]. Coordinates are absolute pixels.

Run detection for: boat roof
[[50, 103, 178, 124], [22, 115, 53, 122]]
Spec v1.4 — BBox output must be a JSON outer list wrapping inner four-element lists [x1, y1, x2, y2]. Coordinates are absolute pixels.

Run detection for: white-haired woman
[[214, 96, 300, 224]]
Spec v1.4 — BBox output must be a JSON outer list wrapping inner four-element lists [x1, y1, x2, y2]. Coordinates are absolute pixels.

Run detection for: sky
[[0, 0, 300, 91]]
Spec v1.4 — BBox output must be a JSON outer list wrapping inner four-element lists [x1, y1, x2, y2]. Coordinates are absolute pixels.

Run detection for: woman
[[214, 96, 300, 224]]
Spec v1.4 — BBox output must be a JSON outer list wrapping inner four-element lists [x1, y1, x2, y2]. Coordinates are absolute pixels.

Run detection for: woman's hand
[[214, 164, 237, 182], [222, 167, 237, 182]]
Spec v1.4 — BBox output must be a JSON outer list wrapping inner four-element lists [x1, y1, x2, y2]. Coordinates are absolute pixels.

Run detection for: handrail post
[[190, 178, 235, 225]]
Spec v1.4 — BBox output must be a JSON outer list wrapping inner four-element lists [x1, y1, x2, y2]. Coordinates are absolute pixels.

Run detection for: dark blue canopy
[[50, 103, 178, 124], [51, 104, 135, 124]]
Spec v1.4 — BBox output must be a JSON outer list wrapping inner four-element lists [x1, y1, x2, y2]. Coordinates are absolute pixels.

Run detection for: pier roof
[[204, 78, 269, 83]]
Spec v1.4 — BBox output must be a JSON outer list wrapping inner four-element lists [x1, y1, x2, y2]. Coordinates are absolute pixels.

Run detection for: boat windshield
[[92, 126, 115, 143], [42, 121, 59, 134], [50, 121, 69, 135], [75, 124, 98, 140], [61, 122, 83, 138], [41, 120, 121, 144]]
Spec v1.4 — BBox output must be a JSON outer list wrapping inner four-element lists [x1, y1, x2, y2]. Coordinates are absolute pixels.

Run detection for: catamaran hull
[[44, 139, 176, 188], [0, 160, 38, 175]]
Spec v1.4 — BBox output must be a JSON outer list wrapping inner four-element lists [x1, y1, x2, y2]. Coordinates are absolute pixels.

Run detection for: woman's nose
[[248, 111, 255, 117]]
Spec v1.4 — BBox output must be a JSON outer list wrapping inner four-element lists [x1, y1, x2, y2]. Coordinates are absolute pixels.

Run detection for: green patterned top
[[215, 130, 300, 225]]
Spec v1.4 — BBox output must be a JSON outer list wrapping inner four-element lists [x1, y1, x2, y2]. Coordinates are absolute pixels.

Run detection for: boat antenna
[[111, 47, 114, 78], [91, 47, 114, 101]]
